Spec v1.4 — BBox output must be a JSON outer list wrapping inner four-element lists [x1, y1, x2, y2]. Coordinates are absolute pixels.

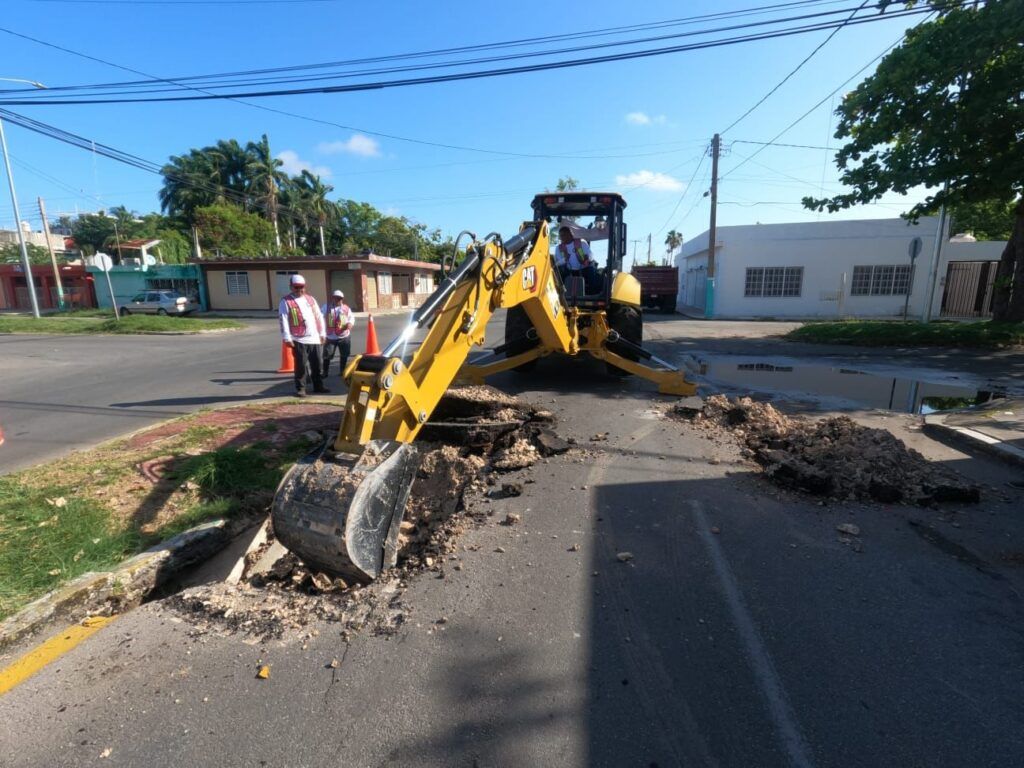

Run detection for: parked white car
[[120, 290, 198, 316]]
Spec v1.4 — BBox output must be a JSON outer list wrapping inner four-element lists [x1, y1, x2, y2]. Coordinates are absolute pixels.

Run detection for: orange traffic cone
[[365, 314, 381, 355], [276, 341, 295, 374]]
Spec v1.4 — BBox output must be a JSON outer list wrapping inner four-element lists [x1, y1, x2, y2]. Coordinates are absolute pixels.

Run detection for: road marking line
[[0, 615, 116, 696], [691, 499, 816, 768]]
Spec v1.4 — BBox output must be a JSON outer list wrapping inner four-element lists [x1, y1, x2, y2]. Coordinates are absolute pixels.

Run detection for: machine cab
[[530, 192, 628, 308]]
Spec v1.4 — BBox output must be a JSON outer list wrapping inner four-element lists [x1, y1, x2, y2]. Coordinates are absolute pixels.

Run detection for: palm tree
[[295, 171, 334, 256], [245, 134, 287, 251], [664, 229, 683, 260], [159, 149, 223, 223]]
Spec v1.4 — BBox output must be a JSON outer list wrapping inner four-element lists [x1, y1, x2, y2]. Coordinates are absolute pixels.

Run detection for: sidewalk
[[924, 398, 1024, 469]]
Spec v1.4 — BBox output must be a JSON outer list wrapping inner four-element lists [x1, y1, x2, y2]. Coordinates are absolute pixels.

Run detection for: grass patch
[[784, 320, 1024, 348], [0, 411, 325, 620], [0, 315, 243, 335], [0, 480, 141, 619]]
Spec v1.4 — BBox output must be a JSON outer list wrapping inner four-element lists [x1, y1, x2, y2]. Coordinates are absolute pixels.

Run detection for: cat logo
[[521, 265, 538, 293]]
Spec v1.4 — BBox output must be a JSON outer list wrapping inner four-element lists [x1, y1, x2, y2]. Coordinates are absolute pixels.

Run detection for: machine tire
[[660, 295, 676, 314], [504, 306, 538, 373], [605, 304, 642, 377], [120, 307, 130, 316], [157, 308, 168, 316]]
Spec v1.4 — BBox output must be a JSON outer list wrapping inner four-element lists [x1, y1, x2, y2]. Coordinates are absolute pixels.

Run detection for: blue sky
[[0, 0, 930, 264]]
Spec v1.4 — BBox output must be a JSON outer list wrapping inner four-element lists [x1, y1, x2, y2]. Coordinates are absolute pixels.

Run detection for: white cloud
[[625, 112, 667, 126], [276, 150, 332, 178], [615, 170, 684, 192], [317, 134, 381, 157]]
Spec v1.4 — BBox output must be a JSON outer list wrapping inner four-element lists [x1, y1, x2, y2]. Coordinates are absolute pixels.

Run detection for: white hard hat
[[290, 274, 306, 286], [332, 289, 344, 298]]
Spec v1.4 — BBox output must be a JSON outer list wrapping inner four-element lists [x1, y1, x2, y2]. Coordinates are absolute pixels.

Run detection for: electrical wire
[[0, 1, 854, 93], [0, 5, 949, 105], [720, 26, 915, 180], [720, 0, 874, 134], [655, 152, 709, 235], [3, 3, 881, 97]]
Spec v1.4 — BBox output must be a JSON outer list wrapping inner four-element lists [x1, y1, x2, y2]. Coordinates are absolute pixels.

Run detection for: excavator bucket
[[271, 440, 420, 583]]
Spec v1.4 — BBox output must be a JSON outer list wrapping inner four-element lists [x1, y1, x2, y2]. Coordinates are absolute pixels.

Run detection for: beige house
[[199, 254, 440, 313]]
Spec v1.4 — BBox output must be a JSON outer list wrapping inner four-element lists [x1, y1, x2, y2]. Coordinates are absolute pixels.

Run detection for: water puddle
[[684, 354, 1004, 414]]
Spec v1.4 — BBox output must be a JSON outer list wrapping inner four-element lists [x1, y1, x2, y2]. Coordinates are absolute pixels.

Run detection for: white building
[[0, 221, 66, 254], [675, 217, 1006, 320]]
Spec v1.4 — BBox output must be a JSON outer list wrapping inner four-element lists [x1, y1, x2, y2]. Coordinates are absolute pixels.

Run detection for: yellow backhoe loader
[[271, 192, 696, 582]]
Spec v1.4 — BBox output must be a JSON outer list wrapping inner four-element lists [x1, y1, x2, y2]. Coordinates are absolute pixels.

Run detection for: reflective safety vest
[[326, 304, 352, 338], [559, 239, 591, 268], [284, 293, 321, 337]]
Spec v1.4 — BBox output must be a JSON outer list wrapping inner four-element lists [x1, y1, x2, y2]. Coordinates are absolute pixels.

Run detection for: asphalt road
[[0, 314, 415, 475], [2, 339, 1023, 767]]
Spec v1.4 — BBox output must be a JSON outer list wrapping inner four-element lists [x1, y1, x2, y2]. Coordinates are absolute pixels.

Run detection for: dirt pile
[[678, 395, 980, 505], [167, 385, 569, 639]]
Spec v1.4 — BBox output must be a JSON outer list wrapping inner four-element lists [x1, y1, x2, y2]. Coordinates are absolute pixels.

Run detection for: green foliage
[[803, 3, 1023, 220], [665, 229, 683, 256], [556, 176, 580, 191], [785, 320, 1024, 349], [71, 213, 117, 256], [0, 478, 140, 619], [0, 242, 52, 265], [0, 315, 243, 335], [193, 203, 276, 257], [949, 199, 1018, 241]]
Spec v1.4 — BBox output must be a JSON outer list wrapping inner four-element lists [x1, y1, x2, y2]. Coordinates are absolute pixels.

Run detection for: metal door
[[940, 261, 998, 318]]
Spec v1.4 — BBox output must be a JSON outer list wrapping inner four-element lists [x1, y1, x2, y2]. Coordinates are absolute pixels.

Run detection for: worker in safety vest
[[321, 289, 355, 382], [554, 225, 600, 294], [278, 274, 329, 397]]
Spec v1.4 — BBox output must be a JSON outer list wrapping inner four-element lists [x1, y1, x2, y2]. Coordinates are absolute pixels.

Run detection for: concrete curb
[[0, 516, 254, 651], [923, 416, 1024, 470]]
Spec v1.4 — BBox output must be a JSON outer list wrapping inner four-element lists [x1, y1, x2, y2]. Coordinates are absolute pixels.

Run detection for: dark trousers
[[322, 337, 351, 379], [293, 341, 323, 393], [558, 264, 601, 294]]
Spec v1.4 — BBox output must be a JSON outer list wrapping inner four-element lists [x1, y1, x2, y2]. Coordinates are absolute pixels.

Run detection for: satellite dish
[[144, 254, 157, 266], [94, 252, 114, 272]]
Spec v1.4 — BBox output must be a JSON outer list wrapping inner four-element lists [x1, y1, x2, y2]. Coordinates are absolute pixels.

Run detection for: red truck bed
[[632, 266, 678, 313]]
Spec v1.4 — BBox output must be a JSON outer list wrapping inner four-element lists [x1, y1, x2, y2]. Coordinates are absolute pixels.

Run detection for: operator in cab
[[554, 225, 600, 294]]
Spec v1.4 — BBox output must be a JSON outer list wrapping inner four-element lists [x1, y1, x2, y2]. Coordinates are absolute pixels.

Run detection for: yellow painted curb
[[0, 616, 116, 696]]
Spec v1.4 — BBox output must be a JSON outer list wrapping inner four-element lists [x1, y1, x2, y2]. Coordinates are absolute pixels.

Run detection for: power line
[[9, 3, 876, 97], [720, 0, 874, 134], [721, 26, 916, 181], [731, 139, 836, 150], [0, 6, 948, 106], [0, 27, 713, 161], [1, 1, 853, 94], [656, 152, 709, 235]]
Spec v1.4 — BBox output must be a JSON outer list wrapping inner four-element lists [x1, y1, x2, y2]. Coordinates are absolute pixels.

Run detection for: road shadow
[[380, 621, 577, 767], [584, 468, 1024, 767]]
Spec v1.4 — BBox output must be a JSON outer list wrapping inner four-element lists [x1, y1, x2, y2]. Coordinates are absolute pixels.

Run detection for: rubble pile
[[678, 395, 980, 505], [167, 385, 570, 639]]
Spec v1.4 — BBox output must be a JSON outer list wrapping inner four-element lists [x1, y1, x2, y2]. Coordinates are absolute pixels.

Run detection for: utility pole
[[38, 197, 65, 310], [921, 192, 950, 323], [630, 238, 642, 270], [0, 118, 41, 317], [706, 133, 721, 318], [646, 233, 652, 265]]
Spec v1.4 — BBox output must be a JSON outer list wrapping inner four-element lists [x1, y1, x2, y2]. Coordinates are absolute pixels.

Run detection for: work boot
[[314, 385, 331, 394], [295, 390, 307, 398]]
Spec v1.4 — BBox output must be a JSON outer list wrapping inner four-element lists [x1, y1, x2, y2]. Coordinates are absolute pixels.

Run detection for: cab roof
[[531, 191, 627, 218]]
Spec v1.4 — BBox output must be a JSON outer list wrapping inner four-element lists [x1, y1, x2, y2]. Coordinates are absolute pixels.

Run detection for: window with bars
[[850, 265, 914, 296], [225, 271, 250, 295], [744, 267, 803, 297], [376, 271, 393, 294]]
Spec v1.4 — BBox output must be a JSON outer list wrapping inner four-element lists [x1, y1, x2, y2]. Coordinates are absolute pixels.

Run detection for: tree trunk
[[319, 224, 326, 257], [991, 201, 1024, 322]]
